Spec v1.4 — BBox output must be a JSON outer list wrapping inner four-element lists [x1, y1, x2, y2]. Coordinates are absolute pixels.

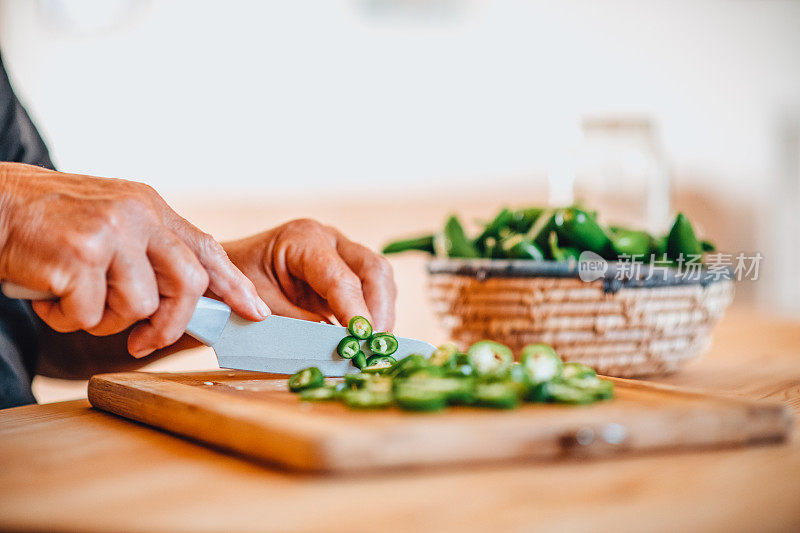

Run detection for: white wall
[[1, 0, 798, 203], [2, 0, 800, 314]]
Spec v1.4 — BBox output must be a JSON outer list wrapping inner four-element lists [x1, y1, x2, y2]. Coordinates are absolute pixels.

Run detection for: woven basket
[[427, 259, 734, 377]]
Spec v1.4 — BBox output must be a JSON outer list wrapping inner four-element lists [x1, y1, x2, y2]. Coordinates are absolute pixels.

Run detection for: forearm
[[0, 161, 23, 253]]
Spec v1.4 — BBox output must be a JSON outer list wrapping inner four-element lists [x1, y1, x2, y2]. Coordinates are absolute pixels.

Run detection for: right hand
[[0, 163, 270, 357]]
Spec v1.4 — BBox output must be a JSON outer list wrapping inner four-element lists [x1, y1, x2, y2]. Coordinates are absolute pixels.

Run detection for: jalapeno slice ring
[[394, 384, 448, 412], [430, 343, 459, 366], [348, 316, 373, 340], [561, 362, 597, 380], [467, 340, 513, 376], [342, 389, 393, 409], [299, 385, 338, 401], [351, 351, 367, 370], [362, 354, 396, 374], [474, 382, 519, 409], [542, 381, 597, 404], [520, 344, 563, 383], [337, 336, 361, 359], [288, 367, 324, 392], [367, 332, 398, 356]]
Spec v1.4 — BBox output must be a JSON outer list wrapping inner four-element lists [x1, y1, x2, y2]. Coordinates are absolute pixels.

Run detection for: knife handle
[[1, 281, 231, 346]]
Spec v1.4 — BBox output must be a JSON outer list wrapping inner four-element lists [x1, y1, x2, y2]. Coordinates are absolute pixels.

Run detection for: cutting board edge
[[88, 373, 342, 471], [86, 371, 795, 473]]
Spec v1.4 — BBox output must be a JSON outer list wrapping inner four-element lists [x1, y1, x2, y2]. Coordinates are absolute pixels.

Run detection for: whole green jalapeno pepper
[[499, 234, 545, 260], [443, 215, 480, 258], [382, 234, 435, 255], [548, 231, 581, 262], [611, 229, 652, 258], [552, 207, 612, 256], [474, 208, 514, 253], [667, 212, 703, 260]]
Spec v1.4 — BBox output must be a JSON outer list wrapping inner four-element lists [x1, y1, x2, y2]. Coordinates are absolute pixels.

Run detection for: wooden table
[[2, 308, 799, 533]]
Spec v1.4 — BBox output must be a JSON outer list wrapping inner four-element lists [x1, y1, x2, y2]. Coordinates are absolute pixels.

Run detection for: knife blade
[[1, 282, 436, 376]]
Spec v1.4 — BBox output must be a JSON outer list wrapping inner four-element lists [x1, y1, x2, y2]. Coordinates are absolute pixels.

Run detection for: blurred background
[[1, 0, 798, 401]]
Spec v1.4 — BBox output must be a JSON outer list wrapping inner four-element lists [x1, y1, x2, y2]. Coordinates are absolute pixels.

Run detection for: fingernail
[[255, 298, 271, 319], [130, 346, 154, 359]]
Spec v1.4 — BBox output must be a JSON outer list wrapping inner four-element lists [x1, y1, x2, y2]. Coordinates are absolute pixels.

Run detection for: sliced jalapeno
[[337, 336, 361, 359], [403, 366, 446, 381], [593, 379, 614, 400], [467, 340, 513, 376], [299, 385, 338, 401], [542, 381, 597, 405], [348, 316, 373, 340], [362, 354, 396, 374], [429, 343, 459, 366], [288, 367, 324, 392], [382, 234, 435, 255], [394, 382, 448, 412], [443, 352, 475, 377], [367, 332, 398, 356], [389, 353, 429, 378], [520, 344, 563, 383], [507, 362, 533, 397], [474, 382, 519, 409], [400, 376, 474, 405], [352, 351, 367, 370], [561, 362, 596, 380], [527, 381, 550, 403], [439, 377, 475, 405], [342, 389, 393, 409], [344, 372, 370, 388], [565, 375, 614, 400]]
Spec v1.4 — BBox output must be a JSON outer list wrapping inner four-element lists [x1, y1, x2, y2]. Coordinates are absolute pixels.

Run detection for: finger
[[291, 282, 337, 324], [278, 242, 372, 328], [31, 270, 107, 333], [85, 250, 159, 336], [254, 280, 329, 323], [127, 233, 209, 358], [168, 218, 269, 321], [337, 238, 397, 331]]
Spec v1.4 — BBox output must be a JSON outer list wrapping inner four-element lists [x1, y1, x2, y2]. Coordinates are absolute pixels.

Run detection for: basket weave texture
[[428, 273, 734, 377]]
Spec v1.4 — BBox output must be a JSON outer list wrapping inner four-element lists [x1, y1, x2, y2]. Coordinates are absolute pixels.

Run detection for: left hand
[[223, 219, 396, 331]]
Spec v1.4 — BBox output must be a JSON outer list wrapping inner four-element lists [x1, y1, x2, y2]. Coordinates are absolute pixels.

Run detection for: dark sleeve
[[0, 295, 39, 408], [0, 51, 53, 408], [0, 53, 54, 170]]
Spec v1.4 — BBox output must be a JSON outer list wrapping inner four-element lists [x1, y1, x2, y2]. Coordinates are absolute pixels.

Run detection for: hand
[[223, 219, 396, 331], [0, 163, 269, 357]]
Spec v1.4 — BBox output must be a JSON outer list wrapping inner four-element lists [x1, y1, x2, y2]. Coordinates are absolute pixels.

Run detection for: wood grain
[[2, 309, 800, 532], [85, 371, 791, 472]]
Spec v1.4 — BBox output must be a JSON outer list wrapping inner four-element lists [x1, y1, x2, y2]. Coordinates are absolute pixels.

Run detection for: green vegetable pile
[[289, 329, 613, 412], [335, 316, 400, 371], [382, 206, 714, 262]]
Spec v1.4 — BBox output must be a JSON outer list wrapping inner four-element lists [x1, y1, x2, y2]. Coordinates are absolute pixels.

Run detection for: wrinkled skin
[[0, 163, 270, 357], [0, 162, 397, 371], [224, 219, 396, 332]]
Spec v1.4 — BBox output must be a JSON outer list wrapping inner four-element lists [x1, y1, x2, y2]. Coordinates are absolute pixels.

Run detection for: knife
[[1, 282, 436, 376]]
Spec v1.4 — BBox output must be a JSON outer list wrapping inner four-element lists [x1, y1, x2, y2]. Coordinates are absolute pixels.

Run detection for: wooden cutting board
[[87, 370, 793, 473]]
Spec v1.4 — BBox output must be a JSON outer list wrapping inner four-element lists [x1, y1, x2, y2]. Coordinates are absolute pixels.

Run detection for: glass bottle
[[572, 117, 671, 233]]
